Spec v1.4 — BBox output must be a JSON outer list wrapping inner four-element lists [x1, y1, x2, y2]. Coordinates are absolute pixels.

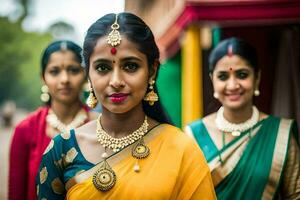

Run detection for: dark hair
[[209, 37, 258, 74], [83, 12, 171, 124], [41, 40, 83, 77]]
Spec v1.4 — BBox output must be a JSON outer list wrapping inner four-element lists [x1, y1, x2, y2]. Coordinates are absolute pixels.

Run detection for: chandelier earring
[[86, 83, 98, 108], [40, 85, 50, 103], [143, 79, 158, 106], [254, 89, 260, 97]]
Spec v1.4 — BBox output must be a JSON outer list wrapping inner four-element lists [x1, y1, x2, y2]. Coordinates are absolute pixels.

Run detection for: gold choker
[[96, 114, 149, 152]]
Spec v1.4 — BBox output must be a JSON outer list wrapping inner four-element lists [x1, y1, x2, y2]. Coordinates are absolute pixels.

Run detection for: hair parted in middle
[[83, 12, 171, 124], [209, 37, 259, 76]]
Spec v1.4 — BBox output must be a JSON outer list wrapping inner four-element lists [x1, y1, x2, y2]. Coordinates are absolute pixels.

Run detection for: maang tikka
[[144, 80, 159, 106], [107, 14, 121, 54], [227, 44, 233, 57]]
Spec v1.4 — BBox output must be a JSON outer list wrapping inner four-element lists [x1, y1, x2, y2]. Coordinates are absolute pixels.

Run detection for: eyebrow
[[217, 68, 250, 72], [121, 56, 143, 62], [92, 56, 143, 65], [92, 58, 111, 65]]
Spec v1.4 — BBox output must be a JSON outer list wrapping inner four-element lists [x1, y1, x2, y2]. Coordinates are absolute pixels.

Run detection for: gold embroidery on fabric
[[40, 167, 48, 184], [54, 148, 77, 170], [54, 158, 64, 171], [43, 140, 54, 155], [51, 178, 65, 194], [65, 147, 78, 163], [61, 131, 71, 140]]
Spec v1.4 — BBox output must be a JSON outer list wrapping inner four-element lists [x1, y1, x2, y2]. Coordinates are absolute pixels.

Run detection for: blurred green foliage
[[0, 17, 52, 110]]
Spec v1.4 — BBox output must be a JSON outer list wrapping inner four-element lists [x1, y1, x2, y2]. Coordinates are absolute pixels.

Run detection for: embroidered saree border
[[210, 125, 261, 187], [262, 119, 292, 199]]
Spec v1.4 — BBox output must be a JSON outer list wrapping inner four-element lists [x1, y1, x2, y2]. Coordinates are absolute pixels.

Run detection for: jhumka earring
[[254, 89, 260, 97], [40, 85, 50, 103], [143, 80, 158, 106], [86, 83, 98, 108]]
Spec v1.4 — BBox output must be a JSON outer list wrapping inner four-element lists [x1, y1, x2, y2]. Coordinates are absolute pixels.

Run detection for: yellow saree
[[66, 124, 216, 199]]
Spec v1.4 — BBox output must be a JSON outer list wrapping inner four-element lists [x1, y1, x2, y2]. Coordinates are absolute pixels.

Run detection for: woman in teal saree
[[186, 38, 300, 200]]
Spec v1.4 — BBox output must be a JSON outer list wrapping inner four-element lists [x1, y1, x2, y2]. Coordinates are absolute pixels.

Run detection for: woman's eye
[[236, 71, 249, 79], [49, 69, 60, 76], [123, 62, 139, 72], [68, 66, 81, 74], [217, 73, 228, 81], [96, 64, 111, 73]]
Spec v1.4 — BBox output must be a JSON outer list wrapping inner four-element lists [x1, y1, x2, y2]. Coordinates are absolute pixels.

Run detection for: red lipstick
[[109, 93, 128, 103]]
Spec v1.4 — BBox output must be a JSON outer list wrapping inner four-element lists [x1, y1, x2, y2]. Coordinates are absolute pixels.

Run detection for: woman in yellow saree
[[36, 12, 216, 200], [186, 37, 300, 200]]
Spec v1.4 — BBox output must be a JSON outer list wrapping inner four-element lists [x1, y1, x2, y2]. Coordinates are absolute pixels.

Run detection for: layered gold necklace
[[93, 113, 150, 192]]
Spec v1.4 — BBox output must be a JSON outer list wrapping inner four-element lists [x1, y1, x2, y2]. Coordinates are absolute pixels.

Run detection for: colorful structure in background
[[125, 0, 300, 128]]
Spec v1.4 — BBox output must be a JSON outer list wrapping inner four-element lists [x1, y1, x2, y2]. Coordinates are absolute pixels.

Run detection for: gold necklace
[[46, 108, 87, 133], [96, 113, 149, 152], [93, 113, 150, 192]]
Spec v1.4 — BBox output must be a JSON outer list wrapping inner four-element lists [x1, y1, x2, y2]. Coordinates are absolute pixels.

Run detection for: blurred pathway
[[0, 109, 28, 200]]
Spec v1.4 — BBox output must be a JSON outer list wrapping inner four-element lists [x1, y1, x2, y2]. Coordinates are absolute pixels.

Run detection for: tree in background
[[1, 0, 81, 111], [0, 16, 52, 110]]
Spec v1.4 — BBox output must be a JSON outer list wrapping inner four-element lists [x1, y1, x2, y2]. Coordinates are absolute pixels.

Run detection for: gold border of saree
[[261, 119, 292, 199], [209, 125, 262, 187]]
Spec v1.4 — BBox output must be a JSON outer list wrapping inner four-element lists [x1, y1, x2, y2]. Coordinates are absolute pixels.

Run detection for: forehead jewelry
[[107, 14, 121, 55], [227, 44, 233, 57], [60, 41, 68, 51]]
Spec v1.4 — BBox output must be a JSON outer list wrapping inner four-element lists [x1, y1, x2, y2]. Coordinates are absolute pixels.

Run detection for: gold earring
[[143, 80, 158, 106], [86, 84, 98, 108], [254, 89, 260, 97], [40, 85, 50, 103]]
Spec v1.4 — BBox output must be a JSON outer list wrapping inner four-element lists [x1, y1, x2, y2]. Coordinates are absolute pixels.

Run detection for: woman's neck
[[50, 100, 82, 124], [100, 104, 146, 138], [223, 103, 253, 124]]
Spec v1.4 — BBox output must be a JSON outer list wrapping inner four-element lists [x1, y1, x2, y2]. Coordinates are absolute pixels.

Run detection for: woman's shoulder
[[15, 106, 49, 130], [43, 129, 78, 157], [187, 113, 216, 126], [159, 124, 209, 164], [185, 113, 216, 134], [158, 124, 201, 147]]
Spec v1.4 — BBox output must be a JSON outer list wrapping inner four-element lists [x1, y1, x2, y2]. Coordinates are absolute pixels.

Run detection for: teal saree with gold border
[[188, 115, 299, 200]]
